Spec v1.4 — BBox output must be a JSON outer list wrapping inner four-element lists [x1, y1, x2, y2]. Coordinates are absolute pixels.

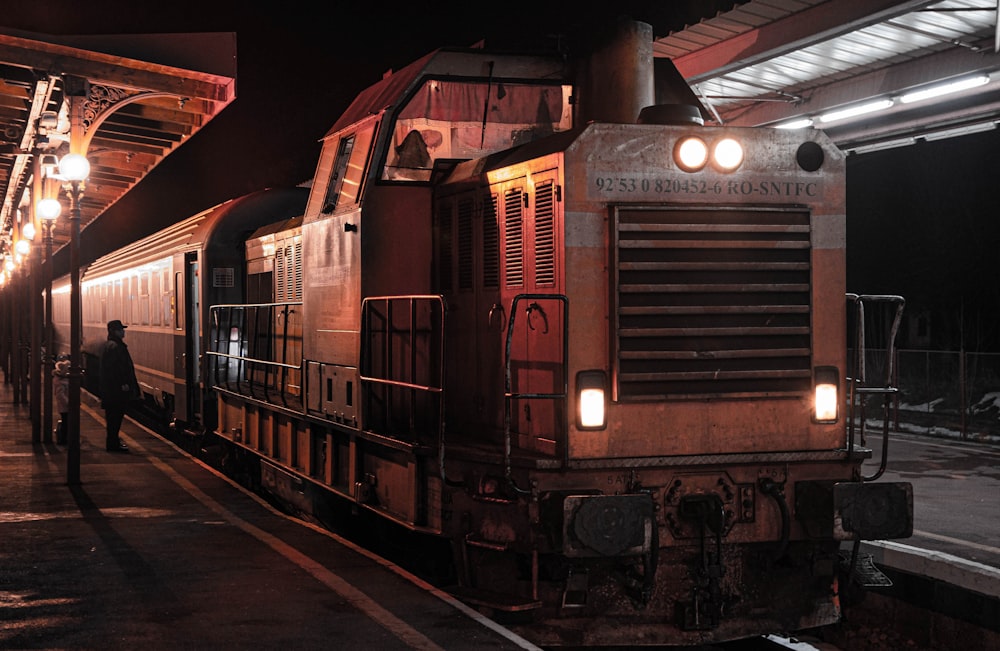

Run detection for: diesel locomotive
[[55, 20, 913, 647]]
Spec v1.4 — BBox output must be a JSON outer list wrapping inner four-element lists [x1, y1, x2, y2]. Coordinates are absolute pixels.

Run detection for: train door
[[496, 170, 565, 456], [172, 252, 201, 426], [436, 189, 504, 441]]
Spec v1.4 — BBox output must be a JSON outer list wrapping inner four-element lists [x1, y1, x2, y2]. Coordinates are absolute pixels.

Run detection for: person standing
[[53, 353, 70, 445], [99, 320, 139, 452]]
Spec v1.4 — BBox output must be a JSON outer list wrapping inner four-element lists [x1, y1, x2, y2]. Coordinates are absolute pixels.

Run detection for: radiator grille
[[616, 208, 812, 400]]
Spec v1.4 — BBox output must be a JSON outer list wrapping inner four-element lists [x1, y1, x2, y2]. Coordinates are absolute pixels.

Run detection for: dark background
[[5, 1, 998, 351]]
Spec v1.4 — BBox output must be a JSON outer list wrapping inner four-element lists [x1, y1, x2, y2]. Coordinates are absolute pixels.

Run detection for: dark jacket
[[99, 334, 140, 409]]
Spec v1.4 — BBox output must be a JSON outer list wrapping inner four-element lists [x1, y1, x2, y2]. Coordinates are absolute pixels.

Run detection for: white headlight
[[815, 383, 838, 422], [674, 137, 709, 172], [713, 138, 744, 172], [813, 366, 840, 423], [576, 370, 608, 430], [579, 388, 606, 428]]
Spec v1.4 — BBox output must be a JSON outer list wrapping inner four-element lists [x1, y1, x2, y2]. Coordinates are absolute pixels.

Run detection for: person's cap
[[107, 320, 127, 331]]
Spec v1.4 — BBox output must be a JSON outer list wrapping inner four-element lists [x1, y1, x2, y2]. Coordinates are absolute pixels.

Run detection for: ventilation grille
[[437, 200, 453, 292], [213, 267, 234, 288], [504, 188, 524, 287], [276, 240, 303, 301], [616, 208, 812, 400], [276, 244, 287, 301], [458, 197, 474, 290], [483, 195, 499, 288], [535, 180, 555, 286]]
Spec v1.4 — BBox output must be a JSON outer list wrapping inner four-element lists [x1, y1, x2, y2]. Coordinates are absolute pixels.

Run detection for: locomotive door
[[436, 190, 504, 440], [496, 171, 564, 455], [172, 252, 201, 426]]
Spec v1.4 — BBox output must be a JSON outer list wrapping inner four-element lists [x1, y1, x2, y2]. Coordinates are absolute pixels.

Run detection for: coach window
[[174, 271, 184, 330], [162, 269, 171, 327], [140, 271, 150, 325]]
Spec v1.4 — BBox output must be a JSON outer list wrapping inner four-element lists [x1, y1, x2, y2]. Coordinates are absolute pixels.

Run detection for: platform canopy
[[657, 0, 1000, 153], [0, 28, 236, 256]]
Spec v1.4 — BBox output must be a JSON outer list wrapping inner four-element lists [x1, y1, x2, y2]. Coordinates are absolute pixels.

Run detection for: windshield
[[383, 78, 572, 181]]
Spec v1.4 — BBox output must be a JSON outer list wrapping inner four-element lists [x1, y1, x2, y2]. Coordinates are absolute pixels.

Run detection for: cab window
[[383, 79, 571, 182]]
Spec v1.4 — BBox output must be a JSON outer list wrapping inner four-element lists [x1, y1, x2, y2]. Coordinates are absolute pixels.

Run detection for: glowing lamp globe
[[37, 198, 62, 220], [59, 153, 90, 182]]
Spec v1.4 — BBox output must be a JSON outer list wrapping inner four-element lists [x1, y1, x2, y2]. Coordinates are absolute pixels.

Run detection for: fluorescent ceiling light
[[775, 118, 814, 129], [848, 137, 916, 155], [900, 75, 990, 104], [922, 121, 998, 142], [819, 99, 894, 123]]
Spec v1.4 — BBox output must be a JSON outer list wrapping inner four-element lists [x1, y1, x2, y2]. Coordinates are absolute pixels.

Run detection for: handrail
[[212, 302, 305, 309], [207, 351, 299, 370], [359, 295, 459, 485], [208, 302, 304, 410], [846, 294, 905, 482]]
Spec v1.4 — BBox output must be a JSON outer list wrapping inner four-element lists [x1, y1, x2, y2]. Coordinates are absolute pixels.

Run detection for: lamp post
[[59, 152, 89, 485], [20, 224, 43, 443], [37, 188, 61, 446]]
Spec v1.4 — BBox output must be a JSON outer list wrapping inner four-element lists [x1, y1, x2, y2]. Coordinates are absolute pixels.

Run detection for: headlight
[[674, 136, 708, 172], [576, 370, 607, 430], [813, 366, 839, 423], [712, 138, 744, 172]]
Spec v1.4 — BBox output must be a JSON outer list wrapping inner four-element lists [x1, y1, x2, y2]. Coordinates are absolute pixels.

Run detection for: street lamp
[[37, 171, 62, 445], [59, 151, 89, 485]]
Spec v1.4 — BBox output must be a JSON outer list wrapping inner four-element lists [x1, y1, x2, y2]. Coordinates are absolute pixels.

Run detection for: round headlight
[[674, 136, 709, 172], [713, 138, 744, 172]]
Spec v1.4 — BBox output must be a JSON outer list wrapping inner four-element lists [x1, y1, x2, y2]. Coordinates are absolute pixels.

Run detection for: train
[[54, 19, 914, 647]]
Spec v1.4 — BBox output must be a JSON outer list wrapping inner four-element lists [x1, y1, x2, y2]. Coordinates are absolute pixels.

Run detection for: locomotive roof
[[247, 215, 302, 239], [324, 47, 569, 139]]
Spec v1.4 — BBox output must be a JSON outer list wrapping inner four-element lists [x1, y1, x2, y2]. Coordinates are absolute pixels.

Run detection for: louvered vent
[[276, 243, 288, 301], [292, 241, 303, 300], [437, 200, 453, 292], [504, 189, 524, 287], [274, 240, 302, 302], [458, 197, 474, 290], [534, 180, 555, 286], [483, 195, 499, 288], [616, 208, 812, 400]]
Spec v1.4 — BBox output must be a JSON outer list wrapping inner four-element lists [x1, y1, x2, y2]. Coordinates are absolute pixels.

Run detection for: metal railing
[[208, 302, 303, 408]]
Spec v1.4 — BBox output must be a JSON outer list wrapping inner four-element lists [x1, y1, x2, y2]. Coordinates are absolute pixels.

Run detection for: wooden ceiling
[[0, 28, 235, 261]]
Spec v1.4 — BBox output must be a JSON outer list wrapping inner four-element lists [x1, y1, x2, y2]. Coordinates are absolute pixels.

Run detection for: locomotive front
[[433, 112, 913, 646]]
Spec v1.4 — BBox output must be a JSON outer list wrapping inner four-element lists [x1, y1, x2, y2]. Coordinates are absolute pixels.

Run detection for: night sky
[[5, 1, 998, 350]]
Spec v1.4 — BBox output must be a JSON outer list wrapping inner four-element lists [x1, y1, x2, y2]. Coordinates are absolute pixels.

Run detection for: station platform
[[0, 382, 541, 650], [3, 380, 998, 650]]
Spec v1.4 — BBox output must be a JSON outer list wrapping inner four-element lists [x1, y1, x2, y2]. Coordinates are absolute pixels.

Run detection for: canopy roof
[[0, 28, 236, 254]]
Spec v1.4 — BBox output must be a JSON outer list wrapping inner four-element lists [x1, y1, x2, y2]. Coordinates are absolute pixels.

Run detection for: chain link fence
[[873, 349, 1000, 439]]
